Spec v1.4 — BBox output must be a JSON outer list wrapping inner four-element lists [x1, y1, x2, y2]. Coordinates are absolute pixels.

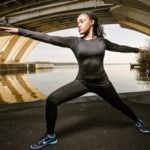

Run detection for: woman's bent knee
[[46, 93, 59, 106]]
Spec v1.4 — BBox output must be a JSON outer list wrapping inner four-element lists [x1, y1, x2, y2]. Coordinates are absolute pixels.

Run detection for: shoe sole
[[30, 139, 58, 150], [136, 126, 150, 134]]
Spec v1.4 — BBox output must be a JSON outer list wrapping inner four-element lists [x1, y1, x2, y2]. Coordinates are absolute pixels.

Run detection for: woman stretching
[[0, 11, 150, 150]]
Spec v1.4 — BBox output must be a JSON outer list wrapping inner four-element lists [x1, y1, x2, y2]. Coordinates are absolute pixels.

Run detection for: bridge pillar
[[0, 31, 39, 63], [14, 39, 39, 63], [0, 34, 20, 63]]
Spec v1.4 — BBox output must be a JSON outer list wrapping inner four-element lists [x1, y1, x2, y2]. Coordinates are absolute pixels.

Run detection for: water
[[0, 64, 150, 104]]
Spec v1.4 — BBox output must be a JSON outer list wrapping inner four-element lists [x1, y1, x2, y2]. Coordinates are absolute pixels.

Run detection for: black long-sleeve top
[[18, 28, 139, 86]]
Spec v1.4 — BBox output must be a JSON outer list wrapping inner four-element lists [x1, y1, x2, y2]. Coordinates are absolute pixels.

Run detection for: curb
[[0, 91, 150, 112]]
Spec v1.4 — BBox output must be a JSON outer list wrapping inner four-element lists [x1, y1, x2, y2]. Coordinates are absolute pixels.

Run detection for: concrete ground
[[0, 91, 150, 150]]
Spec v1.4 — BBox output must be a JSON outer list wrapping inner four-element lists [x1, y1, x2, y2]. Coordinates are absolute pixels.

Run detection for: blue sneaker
[[30, 134, 58, 150], [135, 119, 150, 134]]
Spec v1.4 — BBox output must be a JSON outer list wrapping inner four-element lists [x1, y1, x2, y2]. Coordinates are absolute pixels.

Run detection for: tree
[[137, 39, 150, 69]]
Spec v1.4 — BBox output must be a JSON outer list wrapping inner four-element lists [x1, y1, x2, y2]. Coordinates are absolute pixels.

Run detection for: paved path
[[0, 91, 150, 150]]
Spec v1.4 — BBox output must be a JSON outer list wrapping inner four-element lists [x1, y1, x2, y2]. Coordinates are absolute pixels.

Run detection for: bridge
[[0, 0, 149, 63]]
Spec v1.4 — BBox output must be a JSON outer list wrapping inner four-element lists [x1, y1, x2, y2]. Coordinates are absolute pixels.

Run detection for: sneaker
[[135, 119, 150, 134], [30, 134, 58, 150]]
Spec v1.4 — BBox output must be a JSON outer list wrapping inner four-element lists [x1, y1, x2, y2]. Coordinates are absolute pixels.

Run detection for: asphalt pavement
[[0, 91, 150, 150]]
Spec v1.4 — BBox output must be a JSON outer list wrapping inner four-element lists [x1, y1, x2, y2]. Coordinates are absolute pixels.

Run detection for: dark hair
[[80, 11, 105, 38]]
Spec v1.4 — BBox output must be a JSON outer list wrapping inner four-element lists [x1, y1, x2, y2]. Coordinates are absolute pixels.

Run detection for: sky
[[25, 24, 149, 64]]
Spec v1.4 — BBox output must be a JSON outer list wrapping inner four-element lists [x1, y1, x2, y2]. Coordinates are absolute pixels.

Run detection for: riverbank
[[0, 63, 144, 75], [0, 63, 54, 74], [0, 91, 150, 150]]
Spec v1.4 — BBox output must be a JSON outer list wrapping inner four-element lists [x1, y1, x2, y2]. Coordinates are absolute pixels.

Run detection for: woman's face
[[77, 14, 94, 35]]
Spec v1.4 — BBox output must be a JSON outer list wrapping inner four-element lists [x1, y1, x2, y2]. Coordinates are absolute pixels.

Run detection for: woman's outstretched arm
[[104, 38, 140, 53], [0, 26, 76, 49]]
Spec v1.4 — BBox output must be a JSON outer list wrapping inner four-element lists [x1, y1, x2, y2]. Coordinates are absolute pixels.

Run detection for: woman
[[0, 11, 149, 150]]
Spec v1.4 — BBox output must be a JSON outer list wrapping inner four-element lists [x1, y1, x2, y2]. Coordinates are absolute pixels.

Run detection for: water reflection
[[0, 69, 46, 104], [132, 68, 150, 85], [0, 65, 150, 104]]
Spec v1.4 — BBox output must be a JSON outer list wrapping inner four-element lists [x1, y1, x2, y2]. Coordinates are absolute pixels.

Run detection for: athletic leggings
[[45, 79, 138, 134]]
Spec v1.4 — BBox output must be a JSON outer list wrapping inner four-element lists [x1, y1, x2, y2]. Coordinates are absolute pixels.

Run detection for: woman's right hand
[[0, 26, 19, 33]]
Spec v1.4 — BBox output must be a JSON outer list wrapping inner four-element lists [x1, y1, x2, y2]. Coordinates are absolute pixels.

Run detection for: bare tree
[[137, 39, 150, 69]]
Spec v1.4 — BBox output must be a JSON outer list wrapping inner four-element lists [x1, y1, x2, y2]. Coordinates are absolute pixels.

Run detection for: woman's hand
[[0, 26, 19, 33]]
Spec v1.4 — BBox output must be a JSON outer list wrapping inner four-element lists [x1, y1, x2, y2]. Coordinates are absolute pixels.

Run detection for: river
[[0, 64, 150, 104]]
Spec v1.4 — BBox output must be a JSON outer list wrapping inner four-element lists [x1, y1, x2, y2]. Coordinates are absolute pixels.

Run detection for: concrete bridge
[[0, 0, 149, 63]]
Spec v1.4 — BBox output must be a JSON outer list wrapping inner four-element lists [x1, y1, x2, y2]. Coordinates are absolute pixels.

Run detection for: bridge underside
[[0, 0, 149, 63]]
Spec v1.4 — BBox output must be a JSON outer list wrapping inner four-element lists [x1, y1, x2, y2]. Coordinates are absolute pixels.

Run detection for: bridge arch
[[0, 0, 149, 63]]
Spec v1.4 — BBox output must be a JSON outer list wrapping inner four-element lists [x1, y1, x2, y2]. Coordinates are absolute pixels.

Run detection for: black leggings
[[45, 79, 138, 134]]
